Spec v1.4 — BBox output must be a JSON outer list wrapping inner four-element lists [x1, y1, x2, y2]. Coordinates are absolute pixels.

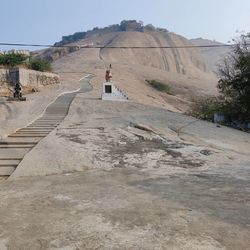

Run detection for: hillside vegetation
[[146, 79, 173, 95], [0, 53, 52, 72]]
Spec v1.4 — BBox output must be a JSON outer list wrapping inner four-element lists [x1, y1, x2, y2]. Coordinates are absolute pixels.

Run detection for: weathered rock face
[[97, 31, 209, 76], [190, 38, 231, 73], [37, 21, 220, 112], [0, 68, 60, 96], [36, 21, 210, 77]]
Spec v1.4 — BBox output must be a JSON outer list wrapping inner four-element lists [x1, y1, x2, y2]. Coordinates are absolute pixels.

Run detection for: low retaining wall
[[0, 68, 9, 83], [0, 68, 60, 96]]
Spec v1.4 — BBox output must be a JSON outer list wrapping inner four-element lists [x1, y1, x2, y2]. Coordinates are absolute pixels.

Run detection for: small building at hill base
[[102, 82, 128, 101]]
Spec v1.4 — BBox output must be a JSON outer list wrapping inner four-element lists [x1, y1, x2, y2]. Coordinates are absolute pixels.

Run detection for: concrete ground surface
[[1, 167, 250, 250], [0, 77, 250, 249]]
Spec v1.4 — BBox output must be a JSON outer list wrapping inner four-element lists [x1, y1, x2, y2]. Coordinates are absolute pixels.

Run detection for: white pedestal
[[102, 82, 128, 101]]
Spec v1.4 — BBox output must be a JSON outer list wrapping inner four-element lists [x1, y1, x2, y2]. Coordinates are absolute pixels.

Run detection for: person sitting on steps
[[14, 82, 22, 98]]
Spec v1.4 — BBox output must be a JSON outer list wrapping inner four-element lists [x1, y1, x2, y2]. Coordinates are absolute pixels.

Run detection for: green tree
[[0, 53, 28, 67], [28, 59, 52, 72], [218, 33, 250, 121]]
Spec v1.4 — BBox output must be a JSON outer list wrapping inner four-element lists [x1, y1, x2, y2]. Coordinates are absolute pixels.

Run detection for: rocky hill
[[37, 21, 210, 76], [190, 38, 231, 74], [35, 21, 226, 112]]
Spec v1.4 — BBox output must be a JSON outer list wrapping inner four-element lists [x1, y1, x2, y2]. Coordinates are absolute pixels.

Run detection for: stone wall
[[18, 68, 59, 87], [0, 68, 9, 83], [0, 68, 13, 96], [0, 68, 60, 96]]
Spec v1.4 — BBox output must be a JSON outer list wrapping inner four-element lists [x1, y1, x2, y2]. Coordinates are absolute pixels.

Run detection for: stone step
[[43, 114, 65, 116], [31, 125, 53, 127], [28, 124, 57, 125], [30, 123, 59, 126], [15, 132, 51, 135], [32, 120, 60, 122], [41, 117, 64, 120], [15, 129, 50, 132], [0, 138, 41, 144], [8, 134, 47, 138], [15, 128, 51, 133], [18, 127, 53, 130], [38, 116, 64, 118], [17, 129, 52, 132], [0, 148, 30, 159], [40, 120, 63, 122], [30, 124, 59, 126], [34, 119, 60, 121], [37, 116, 63, 118], [0, 166, 16, 176], [0, 144, 34, 148], [0, 176, 8, 181], [37, 117, 64, 119], [27, 125, 57, 128], [0, 158, 22, 161], [28, 127, 57, 129], [14, 131, 50, 134], [29, 126, 57, 129], [45, 110, 68, 114], [0, 159, 20, 166]]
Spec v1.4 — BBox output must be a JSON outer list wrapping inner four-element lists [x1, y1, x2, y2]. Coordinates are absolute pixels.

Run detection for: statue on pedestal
[[105, 65, 112, 82]]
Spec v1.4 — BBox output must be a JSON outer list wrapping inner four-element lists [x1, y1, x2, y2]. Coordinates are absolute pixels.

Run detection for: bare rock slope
[[38, 21, 221, 112], [191, 38, 231, 73]]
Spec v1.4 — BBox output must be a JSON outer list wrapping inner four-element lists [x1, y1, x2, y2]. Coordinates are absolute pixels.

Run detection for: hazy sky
[[0, 0, 249, 50]]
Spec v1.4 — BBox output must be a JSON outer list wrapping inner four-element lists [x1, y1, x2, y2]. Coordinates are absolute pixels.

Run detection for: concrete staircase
[[0, 75, 93, 180]]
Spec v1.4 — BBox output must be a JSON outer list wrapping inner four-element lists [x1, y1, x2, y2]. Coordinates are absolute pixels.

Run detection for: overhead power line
[[0, 42, 247, 49]]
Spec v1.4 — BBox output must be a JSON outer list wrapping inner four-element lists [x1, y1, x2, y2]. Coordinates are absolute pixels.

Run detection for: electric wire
[[0, 42, 248, 49]]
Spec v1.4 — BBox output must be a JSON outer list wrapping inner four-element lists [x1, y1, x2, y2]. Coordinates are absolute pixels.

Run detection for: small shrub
[[217, 33, 250, 123], [28, 59, 52, 72], [188, 97, 227, 121], [0, 53, 28, 67], [146, 79, 174, 95]]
